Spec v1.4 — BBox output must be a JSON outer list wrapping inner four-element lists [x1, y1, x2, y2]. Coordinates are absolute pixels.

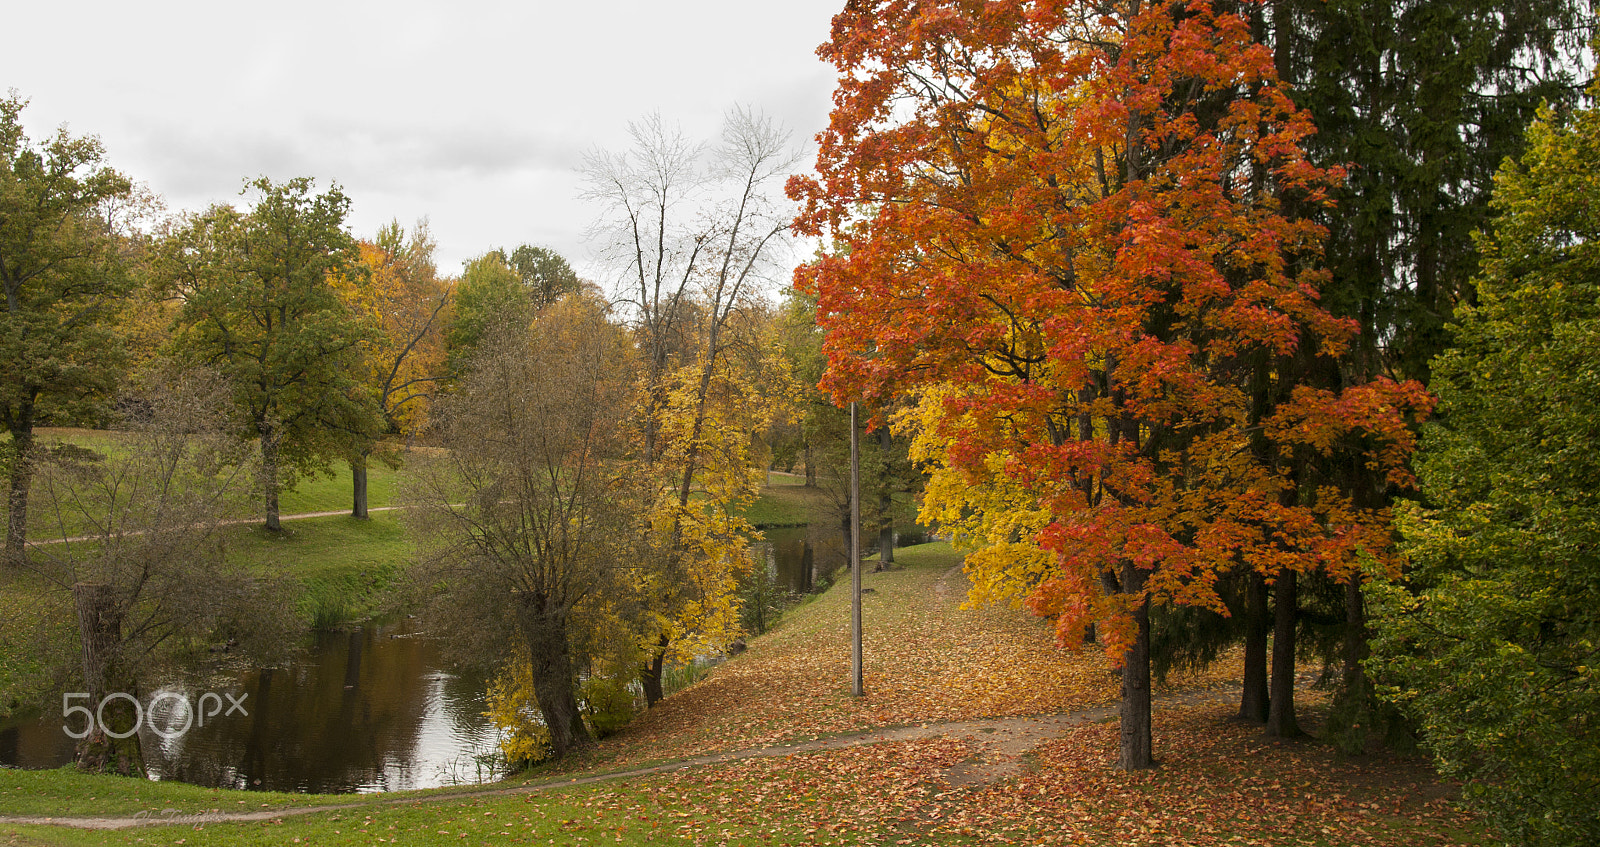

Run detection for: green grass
[[3, 783, 823, 846], [227, 511, 413, 627], [16, 429, 409, 541], [0, 766, 358, 819], [274, 459, 402, 516], [741, 482, 834, 527]]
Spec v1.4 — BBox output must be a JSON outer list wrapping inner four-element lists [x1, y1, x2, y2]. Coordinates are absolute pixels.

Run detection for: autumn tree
[[792, 0, 1427, 768], [444, 251, 527, 378], [22, 367, 298, 775], [336, 220, 451, 518], [0, 93, 134, 565], [403, 295, 647, 759], [158, 177, 382, 531], [1369, 95, 1600, 847], [1242, 0, 1596, 744], [585, 108, 799, 705]]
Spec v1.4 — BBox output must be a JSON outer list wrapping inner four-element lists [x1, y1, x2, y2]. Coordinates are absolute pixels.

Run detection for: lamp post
[[850, 401, 864, 697]]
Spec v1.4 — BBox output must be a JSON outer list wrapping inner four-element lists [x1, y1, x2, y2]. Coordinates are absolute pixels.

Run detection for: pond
[[0, 623, 503, 793], [755, 521, 927, 594]]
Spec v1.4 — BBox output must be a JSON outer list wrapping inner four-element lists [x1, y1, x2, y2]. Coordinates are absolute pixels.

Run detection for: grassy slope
[[741, 472, 834, 527], [3, 542, 1486, 847], [18, 428, 404, 536]]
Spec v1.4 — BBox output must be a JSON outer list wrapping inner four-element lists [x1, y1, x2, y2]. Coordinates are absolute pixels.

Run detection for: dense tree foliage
[[445, 244, 580, 378], [335, 220, 451, 518], [0, 94, 134, 564], [1370, 95, 1600, 847], [792, 0, 1427, 767], [1269, 0, 1595, 382], [158, 177, 382, 531]]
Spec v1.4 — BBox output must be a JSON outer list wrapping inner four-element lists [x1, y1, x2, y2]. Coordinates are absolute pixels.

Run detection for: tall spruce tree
[[1239, 0, 1596, 739]]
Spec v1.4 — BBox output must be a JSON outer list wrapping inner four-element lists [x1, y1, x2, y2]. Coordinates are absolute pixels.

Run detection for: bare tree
[[22, 366, 298, 775], [402, 295, 647, 759], [583, 107, 801, 705]]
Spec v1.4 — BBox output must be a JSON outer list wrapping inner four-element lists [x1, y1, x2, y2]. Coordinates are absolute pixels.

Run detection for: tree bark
[[1329, 576, 1375, 750], [1119, 562, 1154, 770], [1239, 570, 1270, 723], [72, 582, 143, 776], [4, 425, 33, 567], [522, 608, 591, 758], [261, 426, 283, 532], [1265, 569, 1303, 738], [351, 454, 369, 519], [1341, 576, 1368, 695], [640, 633, 669, 708]]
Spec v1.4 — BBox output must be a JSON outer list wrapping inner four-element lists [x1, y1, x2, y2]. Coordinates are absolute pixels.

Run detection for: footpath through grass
[[4, 541, 1487, 847]]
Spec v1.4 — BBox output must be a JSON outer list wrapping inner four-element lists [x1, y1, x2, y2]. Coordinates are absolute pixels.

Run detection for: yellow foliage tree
[[333, 220, 452, 517]]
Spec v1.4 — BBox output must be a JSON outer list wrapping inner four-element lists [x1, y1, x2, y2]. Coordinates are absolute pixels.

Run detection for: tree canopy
[[1370, 92, 1600, 847], [0, 93, 134, 563], [159, 176, 381, 531], [792, 0, 1428, 768]]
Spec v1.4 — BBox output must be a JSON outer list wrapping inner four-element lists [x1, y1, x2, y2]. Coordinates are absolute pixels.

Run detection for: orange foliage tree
[[335, 220, 452, 518], [791, 0, 1430, 768]]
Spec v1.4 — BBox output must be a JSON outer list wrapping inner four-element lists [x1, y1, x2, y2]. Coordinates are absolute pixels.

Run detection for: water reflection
[[756, 523, 927, 594], [0, 623, 503, 793]]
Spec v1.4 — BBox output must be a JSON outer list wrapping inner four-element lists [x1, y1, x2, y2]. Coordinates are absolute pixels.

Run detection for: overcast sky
[[3, 0, 844, 282]]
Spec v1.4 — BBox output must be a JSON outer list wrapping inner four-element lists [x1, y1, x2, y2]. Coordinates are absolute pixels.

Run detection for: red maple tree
[[791, 0, 1430, 768]]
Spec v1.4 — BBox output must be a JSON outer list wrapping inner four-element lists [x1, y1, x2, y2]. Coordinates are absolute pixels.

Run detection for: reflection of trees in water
[[1, 622, 501, 790], [147, 624, 436, 793], [763, 524, 848, 593], [0, 713, 78, 769]]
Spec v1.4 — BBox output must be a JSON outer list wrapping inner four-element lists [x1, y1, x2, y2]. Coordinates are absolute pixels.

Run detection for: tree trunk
[[351, 454, 369, 519], [261, 427, 282, 532], [4, 426, 33, 567], [1239, 570, 1270, 723], [804, 441, 816, 487], [877, 427, 894, 566], [1119, 562, 1154, 770], [1265, 569, 1303, 738], [522, 609, 591, 758], [72, 582, 143, 776], [1329, 576, 1375, 751], [640, 633, 669, 708]]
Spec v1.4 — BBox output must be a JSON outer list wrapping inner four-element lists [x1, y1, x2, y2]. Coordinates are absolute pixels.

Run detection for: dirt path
[[0, 686, 1245, 831], [25, 507, 408, 547]]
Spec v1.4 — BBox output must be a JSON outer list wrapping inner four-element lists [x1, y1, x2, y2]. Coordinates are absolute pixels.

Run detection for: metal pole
[[851, 402, 864, 697]]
